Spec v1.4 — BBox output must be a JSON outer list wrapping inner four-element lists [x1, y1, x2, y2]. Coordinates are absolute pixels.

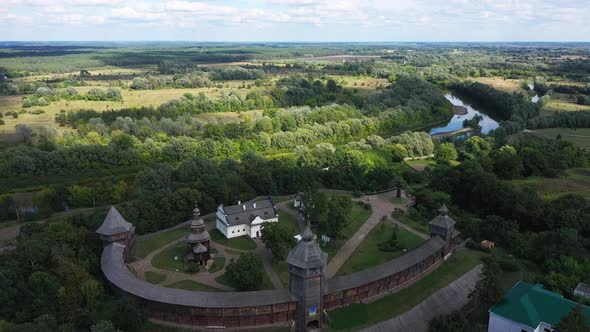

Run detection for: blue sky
[[1, 0, 589, 42]]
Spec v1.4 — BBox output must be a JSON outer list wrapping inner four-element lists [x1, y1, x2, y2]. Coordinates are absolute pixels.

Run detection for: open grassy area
[[165, 280, 222, 292], [210, 229, 257, 250], [397, 213, 430, 234], [336, 221, 425, 276], [404, 159, 437, 172], [215, 268, 275, 290], [328, 248, 487, 330], [144, 271, 167, 284], [277, 209, 300, 235], [511, 168, 590, 200], [471, 77, 526, 93], [151, 242, 187, 272], [133, 227, 187, 258], [273, 260, 290, 288], [321, 200, 372, 262], [208, 256, 226, 273], [532, 128, 590, 149]]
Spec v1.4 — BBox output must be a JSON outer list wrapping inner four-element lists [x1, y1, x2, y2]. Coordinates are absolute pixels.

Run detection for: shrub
[[498, 257, 520, 272], [363, 202, 372, 210], [185, 261, 199, 273], [0, 119, 4, 125]]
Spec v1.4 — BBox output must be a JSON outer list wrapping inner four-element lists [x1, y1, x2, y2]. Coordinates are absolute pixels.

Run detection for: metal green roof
[[490, 281, 590, 328]]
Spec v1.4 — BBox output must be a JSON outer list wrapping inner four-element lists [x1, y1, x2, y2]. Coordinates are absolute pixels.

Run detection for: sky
[[1, 0, 589, 42]]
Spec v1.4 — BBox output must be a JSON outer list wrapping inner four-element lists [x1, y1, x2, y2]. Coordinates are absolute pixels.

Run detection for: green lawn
[[134, 227, 186, 258], [165, 280, 222, 292], [273, 260, 290, 288], [208, 256, 226, 273], [144, 271, 167, 284], [336, 221, 425, 276], [151, 242, 187, 272], [216, 268, 275, 290], [210, 229, 257, 250], [397, 213, 430, 234], [328, 248, 487, 330], [278, 210, 300, 235]]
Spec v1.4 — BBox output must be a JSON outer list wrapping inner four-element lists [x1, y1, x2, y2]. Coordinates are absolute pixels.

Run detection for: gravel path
[[360, 264, 482, 332], [325, 190, 412, 278]]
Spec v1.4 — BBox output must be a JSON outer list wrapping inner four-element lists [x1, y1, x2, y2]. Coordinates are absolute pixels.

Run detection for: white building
[[488, 281, 590, 332], [216, 199, 278, 239]]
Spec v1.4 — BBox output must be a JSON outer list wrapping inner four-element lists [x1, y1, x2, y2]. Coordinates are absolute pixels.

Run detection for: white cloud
[[1, 0, 589, 40]]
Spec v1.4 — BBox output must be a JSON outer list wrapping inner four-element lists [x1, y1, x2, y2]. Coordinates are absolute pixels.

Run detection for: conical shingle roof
[[96, 206, 133, 236]]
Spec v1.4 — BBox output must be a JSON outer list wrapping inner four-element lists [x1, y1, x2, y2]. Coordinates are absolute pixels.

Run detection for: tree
[[91, 321, 122, 332], [469, 254, 502, 320], [261, 222, 297, 261], [223, 253, 264, 291], [555, 303, 590, 332], [465, 136, 492, 158], [387, 143, 408, 162], [436, 142, 458, 162], [324, 195, 353, 238], [111, 298, 145, 332]]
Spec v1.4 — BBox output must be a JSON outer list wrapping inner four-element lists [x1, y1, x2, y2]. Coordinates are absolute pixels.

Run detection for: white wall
[[488, 313, 534, 332], [225, 224, 250, 239]]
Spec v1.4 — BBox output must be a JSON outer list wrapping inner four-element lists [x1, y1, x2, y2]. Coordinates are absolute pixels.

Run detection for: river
[[429, 93, 500, 136]]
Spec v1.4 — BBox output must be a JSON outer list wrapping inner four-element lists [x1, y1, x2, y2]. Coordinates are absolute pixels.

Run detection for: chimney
[[243, 204, 246, 211], [238, 200, 241, 205], [253, 202, 257, 208]]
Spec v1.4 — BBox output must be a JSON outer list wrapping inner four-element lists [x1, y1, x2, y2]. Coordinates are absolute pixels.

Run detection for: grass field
[[397, 213, 430, 234], [133, 227, 186, 258], [511, 168, 590, 200], [145, 271, 167, 284], [533, 128, 590, 148], [328, 248, 487, 330], [404, 159, 437, 172], [336, 221, 425, 276], [471, 77, 526, 93], [210, 229, 257, 250], [278, 209, 300, 235], [165, 280, 222, 292], [151, 242, 188, 272]]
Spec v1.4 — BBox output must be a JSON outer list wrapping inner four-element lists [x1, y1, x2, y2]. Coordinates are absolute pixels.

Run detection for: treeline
[[528, 110, 590, 129], [130, 72, 210, 89], [451, 81, 539, 122], [0, 79, 88, 96], [22, 87, 122, 108]]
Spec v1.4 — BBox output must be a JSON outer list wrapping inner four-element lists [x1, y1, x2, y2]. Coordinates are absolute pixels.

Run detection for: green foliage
[[436, 142, 458, 162], [223, 253, 264, 291], [111, 298, 145, 332], [261, 222, 297, 261]]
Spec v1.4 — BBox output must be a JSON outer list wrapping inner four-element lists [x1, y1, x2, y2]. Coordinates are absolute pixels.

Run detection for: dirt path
[[325, 190, 412, 278], [360, 264, 482, 332]]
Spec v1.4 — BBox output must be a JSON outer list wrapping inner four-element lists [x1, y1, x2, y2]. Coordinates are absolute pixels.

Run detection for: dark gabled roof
[[287, 225, 327, 270], [96, 206, 133, 236], [186, 231, 210, 243], [101, 243, 295, 307], [327, 236, 445, 293], [221, 199, 277, 226], [490, 282, 590, 328]]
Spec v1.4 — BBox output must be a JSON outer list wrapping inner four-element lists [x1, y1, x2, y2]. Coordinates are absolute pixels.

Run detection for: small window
[[243, 228, 246, 232], [544, 329, 551, 332], [232, 231, 234, 234]]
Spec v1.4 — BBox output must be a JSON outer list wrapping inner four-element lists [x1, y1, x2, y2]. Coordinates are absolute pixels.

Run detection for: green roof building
[[488, 281, 590, 332]]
